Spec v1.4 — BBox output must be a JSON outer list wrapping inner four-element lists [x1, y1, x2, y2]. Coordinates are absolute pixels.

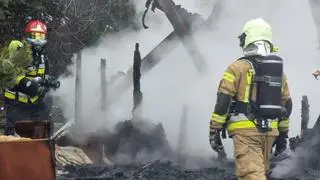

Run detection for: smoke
[[270, 132, 320, 179], [51, 0, 320, 168], [309, 0, 320, 45]]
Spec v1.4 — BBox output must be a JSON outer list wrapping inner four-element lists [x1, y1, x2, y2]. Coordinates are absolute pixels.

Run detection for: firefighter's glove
[[273, 131, 288, 156], [209, 129, 224, 153]]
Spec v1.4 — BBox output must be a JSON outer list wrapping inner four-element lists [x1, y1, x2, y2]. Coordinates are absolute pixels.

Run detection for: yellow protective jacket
[[3, 41, 47, 104], [4, 66, 46, 104], [210, 57, 291, 136]]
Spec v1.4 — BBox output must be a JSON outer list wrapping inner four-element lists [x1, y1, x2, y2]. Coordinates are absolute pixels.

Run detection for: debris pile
[[103, 119, 172, 164], [270, 133, 320, 180], [58, 140, 320, 180], [59, 160, 237, 180], [55, 114, 320, 180], [54, 94, 320, 180], [55, 146, 93, 169]]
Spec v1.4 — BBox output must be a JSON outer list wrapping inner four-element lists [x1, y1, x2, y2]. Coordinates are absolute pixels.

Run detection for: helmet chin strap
[[243, 40, 271, 56]]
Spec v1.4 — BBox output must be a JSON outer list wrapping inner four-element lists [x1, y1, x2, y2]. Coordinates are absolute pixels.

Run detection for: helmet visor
[[28, 32, 46, 41], [27, 32, 47, 46]]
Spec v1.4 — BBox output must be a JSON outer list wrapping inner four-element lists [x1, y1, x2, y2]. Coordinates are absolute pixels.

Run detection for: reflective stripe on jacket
[[227, 113, 278, 132], [26, 63, 45, 77], [4, 63, 45, 104], [4, 89, 38, 104]]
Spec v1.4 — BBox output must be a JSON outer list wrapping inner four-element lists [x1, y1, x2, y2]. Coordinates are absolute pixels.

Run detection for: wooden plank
[[55, 146, 93, 168]]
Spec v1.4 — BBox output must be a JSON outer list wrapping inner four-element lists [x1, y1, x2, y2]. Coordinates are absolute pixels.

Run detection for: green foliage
[[0, 0, 11, 21], [10, 40, 33, 67], [0, 40, 32, 89]]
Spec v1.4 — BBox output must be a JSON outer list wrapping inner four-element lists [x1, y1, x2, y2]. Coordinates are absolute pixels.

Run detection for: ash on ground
[[58, 119, 320, 180]]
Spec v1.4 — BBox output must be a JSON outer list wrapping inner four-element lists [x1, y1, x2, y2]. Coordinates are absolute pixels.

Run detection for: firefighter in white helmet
[[209, 18, 292, 180]]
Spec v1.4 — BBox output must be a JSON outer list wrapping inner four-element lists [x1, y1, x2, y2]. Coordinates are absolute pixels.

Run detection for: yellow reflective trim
[[27, 68, 45, 76], [272, 46, 279, 52], [227, 120, 278, 131], [4, 92, 38, 104], [278, 119, 289, 128], [4, 92, 15, 100], [29, 96, 39, 103], [281, 83, 285, 93], [20, 97, 28, 103], [211, 113, 227, 123], [243, 69, 254, 103], [4, 92, 28, 103], [223, 72, 235, 80], [15, 75, 26, 84], [27, 70, 37, 76], [211, 113, 227, 119], [211, 119, 226, 124], [222, 72, 235, 83], [222, 76, 234, 83], [37, 68, 45, 75]]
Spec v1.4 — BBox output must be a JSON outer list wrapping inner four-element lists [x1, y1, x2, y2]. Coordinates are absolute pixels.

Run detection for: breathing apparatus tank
[[255, 55, 283, 121]]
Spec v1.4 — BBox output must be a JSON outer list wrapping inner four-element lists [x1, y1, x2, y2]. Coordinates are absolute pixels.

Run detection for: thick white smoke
[[52, 0, 320, 165]]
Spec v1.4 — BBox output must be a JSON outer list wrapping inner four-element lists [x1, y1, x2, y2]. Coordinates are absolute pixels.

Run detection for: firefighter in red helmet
[[4, 19, 60, 137]]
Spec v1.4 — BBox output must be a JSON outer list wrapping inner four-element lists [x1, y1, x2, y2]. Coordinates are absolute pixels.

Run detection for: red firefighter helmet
[[25, 19, 47, 34], [24, 19, 48, 47]]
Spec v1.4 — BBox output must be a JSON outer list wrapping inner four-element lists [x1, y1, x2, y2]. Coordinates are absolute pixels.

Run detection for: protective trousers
[[232, 133, 276, 180], [4, 99, 51, 136]]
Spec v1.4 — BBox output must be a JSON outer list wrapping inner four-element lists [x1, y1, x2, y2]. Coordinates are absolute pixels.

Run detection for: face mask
[[243, 40, 271, 56]]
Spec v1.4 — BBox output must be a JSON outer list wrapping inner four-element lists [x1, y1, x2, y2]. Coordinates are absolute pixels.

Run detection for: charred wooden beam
[[301, 95, 310, 138], [289, 95, 320, 151], [100, 57, 107, 120], [156, 0, 208, 74], [206, 0, 224, 28], [313, 115, 320, 132], [75, 51, 83, 127], [132, 43, 143, 117]]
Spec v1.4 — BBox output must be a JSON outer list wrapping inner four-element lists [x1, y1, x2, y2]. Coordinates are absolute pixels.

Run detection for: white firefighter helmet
[[238, 18, 276, 56], [239, 18, 272, 49]]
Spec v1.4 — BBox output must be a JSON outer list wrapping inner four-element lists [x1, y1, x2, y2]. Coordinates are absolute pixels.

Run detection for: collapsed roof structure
[[58, 0, 320, 179]]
